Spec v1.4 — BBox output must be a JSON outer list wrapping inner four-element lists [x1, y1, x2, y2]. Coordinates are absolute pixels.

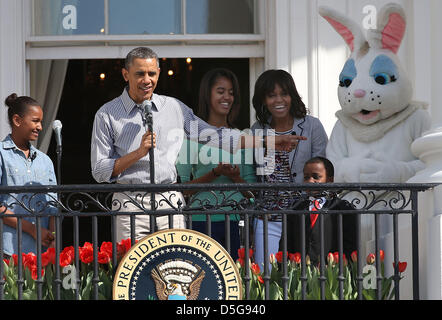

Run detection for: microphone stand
[[54, 141, 62, 298], [56, 144, 62, 184], [146, 111, 156, 233]]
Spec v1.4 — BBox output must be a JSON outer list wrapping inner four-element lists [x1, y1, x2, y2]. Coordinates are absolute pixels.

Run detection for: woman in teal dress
[[176, 68, 256, 260]]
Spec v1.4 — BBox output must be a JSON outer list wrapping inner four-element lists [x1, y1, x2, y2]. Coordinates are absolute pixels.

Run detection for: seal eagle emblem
[[113, 229, 242, 300], [151, 259, 205, 300]]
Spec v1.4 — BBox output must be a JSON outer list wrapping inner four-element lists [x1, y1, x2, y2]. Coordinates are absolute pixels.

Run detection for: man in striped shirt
[[91, 47, 305, 242]]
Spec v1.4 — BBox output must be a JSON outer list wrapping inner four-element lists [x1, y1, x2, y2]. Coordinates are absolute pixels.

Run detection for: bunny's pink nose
[[353, 89, 366, 98]]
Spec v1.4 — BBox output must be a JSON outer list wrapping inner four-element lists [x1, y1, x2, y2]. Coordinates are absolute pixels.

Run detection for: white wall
[[265, 0, 416, 137], [0, 0, 27, 140]]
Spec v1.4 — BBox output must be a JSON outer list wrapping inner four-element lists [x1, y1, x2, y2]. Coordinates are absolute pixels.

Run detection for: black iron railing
[[0, 182, 436, 300]]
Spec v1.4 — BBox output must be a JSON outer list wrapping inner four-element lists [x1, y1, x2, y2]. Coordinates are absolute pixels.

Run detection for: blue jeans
[[253, 219, 282, 269], [192, 220, 241, 261]]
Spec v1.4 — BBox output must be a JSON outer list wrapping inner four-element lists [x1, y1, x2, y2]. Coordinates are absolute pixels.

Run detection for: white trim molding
[[0, 0, 27, 139]]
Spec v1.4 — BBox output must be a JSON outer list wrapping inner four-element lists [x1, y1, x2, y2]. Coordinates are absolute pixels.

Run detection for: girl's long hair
[[197, 68, 241, 128]]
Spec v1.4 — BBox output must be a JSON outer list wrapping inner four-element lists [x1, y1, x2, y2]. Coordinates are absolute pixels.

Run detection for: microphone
[[30, 151, 37, 161], [52, 120, 63, 148], [141, 100, 153, 127]]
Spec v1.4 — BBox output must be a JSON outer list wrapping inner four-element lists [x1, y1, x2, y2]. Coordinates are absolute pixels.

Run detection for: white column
[[265, 0, 291, 71], [407, 0, 442, 300], [0, 0, 27, 140], [265, 0, 347, 129]]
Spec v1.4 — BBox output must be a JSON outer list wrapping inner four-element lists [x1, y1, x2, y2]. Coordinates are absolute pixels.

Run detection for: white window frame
[[25, 0, 265, 60], [24, 0, 265, 126]]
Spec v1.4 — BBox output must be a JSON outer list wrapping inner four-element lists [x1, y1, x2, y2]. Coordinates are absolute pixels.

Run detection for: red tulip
[[258, 276, 264, 284], [42, 248, 55, 267], [251, 263, 261, 275], [81, 242, 93, 251], [237, 247, 253, 260], [79, 245, 93, 264], [327, 252, 334, 264], [117, 239, 132, 258], [393, 261, 407, 273], [11, 254, 18, 266], [100, 242, 113, 259], [379, 250, 385, 262], [60, 246, 74, 267], [31, 266, 44, 280], [98, 251, 110, 264], [351, 251, 357, 263], [22, 252, 36, 270], [237, 258, 245, 268], [366, 253, 375, 265], [289, 252, 301, 264], [333, 252, 339, 264], [275, 251, 288, 263]]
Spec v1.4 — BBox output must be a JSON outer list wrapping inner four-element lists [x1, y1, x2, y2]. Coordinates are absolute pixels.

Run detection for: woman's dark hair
[[305, 156, 334, 178], [4, 93, 40, 127], [252, 69, 307, 127], [197, 68, 241, 128]]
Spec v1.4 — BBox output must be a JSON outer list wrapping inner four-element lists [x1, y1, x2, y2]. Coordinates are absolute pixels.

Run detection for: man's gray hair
[[124, 47, 159, 69]]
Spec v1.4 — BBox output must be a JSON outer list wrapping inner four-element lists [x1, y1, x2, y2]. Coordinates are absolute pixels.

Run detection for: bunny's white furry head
[[319, 3, 415, 138]]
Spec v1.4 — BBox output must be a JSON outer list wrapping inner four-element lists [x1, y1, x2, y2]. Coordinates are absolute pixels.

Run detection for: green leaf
[[362, 289, 375, 300], [81, 271, 94, 300], [23, 267, 34, 290], [270, 263, 281, 284], [22, 289, 33, 300], [249, 285, 260, 300], [269, 282, 282, 300], [381, 278, 393, 300], [99, 270, 113, 300]]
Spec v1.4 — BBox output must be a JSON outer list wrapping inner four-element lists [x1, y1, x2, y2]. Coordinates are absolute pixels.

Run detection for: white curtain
[[30, 59, 68, 153]]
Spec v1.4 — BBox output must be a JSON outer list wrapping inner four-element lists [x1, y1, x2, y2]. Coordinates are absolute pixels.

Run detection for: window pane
[[108, 0, 182, 35], [34, 0, 105, 35], [186, 0, 255, 34]]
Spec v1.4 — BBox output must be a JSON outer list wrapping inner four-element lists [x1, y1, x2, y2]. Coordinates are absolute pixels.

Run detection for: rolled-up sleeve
[[91, 111, 118, 183]]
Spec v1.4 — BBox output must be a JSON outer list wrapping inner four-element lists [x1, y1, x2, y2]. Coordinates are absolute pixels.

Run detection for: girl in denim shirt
[[0, 93, 57, 258]]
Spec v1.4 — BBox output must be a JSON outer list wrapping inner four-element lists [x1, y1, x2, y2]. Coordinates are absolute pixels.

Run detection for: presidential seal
[[113, 229, 242, 300]]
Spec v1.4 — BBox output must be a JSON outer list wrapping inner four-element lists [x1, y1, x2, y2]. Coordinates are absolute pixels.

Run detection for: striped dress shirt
[[91, 88, 242, 184]]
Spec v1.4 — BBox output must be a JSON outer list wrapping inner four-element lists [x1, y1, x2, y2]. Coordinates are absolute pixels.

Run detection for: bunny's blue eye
[[373, 72, 396, 85], [339, 76, 353, 88], [339, 59, 356, 88]]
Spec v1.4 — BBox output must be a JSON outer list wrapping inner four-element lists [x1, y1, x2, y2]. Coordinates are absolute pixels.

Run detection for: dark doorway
[[46, 58, 250, 247]]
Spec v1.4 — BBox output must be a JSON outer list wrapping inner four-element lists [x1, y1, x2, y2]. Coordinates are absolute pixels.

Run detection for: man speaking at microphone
[[90, 47, 305, 242]]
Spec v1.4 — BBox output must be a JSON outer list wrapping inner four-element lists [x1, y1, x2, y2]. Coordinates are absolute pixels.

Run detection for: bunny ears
[[319, 3, 406, 54]]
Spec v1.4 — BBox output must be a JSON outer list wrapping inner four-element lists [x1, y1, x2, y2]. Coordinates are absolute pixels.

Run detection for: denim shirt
[[0, 134, 57, 255]]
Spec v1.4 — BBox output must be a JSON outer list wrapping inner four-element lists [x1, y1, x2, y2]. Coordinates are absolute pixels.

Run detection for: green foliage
[[239, 253, 405, 300]]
